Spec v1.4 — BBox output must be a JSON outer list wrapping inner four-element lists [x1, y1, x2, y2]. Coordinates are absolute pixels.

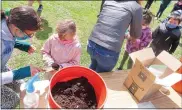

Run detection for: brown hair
[[56, 19, 76, 37], [1, 10, 6, 19], [8, 6, 41, 31], [143, 10, 153, 25]]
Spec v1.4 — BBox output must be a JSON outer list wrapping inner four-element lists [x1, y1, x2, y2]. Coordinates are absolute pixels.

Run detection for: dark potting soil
[[51, 76, 97, 109]]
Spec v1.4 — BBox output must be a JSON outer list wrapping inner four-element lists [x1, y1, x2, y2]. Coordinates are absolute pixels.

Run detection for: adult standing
[[87, 0, 143, 73], [155, 0, 172, 19], [145, 0, 156, 10], [28, 0, 43, 12], [1, 6, 42, 109], [171, 0, 182, 12]]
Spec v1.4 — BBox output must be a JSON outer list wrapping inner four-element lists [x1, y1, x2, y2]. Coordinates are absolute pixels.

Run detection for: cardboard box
[[124, 48, 182, 101]]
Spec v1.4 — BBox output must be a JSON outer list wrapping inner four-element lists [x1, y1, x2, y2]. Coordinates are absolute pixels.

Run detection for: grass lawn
[[2, 1, 182, 80]]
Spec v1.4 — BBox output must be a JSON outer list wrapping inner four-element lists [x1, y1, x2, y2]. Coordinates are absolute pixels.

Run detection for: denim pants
[[87, 40, 120, 73]]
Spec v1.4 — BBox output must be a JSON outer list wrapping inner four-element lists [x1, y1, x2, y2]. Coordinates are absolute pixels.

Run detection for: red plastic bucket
[[48, 66, 107, 109], [172, 57, 182, 94]]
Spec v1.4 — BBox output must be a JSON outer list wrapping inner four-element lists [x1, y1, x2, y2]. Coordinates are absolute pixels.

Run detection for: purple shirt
[[126, 27, 152, 53]]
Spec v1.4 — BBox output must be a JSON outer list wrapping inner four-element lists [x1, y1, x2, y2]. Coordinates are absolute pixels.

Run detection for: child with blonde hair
[[41, 19, 81, 70]]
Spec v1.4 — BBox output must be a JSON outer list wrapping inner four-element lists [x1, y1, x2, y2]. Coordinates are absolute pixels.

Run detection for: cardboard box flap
[[155, 72, 182, 87], [129, 48, 155, 64], [148, 65, 168, 78], [134, 59, 156, 82], [156, 51, 181, 71]]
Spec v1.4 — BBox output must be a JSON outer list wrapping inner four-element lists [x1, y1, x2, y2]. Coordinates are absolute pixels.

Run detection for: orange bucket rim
[[48, 66, 108, 109]]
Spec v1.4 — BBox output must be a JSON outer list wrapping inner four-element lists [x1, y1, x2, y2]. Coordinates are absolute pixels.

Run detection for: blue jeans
[[87, 40, 120, 73]]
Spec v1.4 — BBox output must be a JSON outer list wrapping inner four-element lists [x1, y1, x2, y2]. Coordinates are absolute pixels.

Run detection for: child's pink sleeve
[[60, 45, 81, 68], [41, 37, 54, 67]]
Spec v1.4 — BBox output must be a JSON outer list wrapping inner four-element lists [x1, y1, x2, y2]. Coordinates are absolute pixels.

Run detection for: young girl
[[118, 10, 153, 70], [41, 19, 81, 71]]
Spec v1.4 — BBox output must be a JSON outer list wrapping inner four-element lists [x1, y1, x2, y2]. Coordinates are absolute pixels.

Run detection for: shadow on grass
[[35, 18, 53, 40]]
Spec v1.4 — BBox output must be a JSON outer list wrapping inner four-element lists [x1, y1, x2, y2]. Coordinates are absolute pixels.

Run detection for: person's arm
[[1, 66, 31, 85], [99, 0, 105, 12], [59, 46, 81, 68], [169, 38, 180, 54], [1, 65, 42, 85], [14, 40, 31, 52], [129, 6, 143, 40], [152, 26, 160, 39], [41, 38, 54, 67]]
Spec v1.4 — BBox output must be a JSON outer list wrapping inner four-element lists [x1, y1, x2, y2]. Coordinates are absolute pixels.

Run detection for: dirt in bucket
[[51, 76, 97, 109]]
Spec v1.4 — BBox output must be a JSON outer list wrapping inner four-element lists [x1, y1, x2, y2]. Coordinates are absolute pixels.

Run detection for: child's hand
[[30, 65, 43, 77], [28, 45, 36, 54], [51, 63, 60, 70]]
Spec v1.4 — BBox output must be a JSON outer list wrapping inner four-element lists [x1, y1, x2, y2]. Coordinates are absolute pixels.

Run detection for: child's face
[[168, 18, 180, 26], [60, 32, 75, 41], [142, 20, 149, 29], [142, 24, 148, 29]]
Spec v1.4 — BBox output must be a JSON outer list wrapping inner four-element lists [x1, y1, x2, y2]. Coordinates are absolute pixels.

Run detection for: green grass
[[2, 1, 182, 75]]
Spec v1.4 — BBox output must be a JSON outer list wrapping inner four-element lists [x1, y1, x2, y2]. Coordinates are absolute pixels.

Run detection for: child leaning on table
[[41, 19, 81, 71], [118, 10, 153, 70]]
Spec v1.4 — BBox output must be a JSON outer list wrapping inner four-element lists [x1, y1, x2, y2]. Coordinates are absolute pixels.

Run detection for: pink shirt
[[41, 34, 81, 68]]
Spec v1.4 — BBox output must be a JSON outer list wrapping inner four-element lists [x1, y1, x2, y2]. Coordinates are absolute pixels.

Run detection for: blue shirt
[[0, 19, 32, 84], [1, 19, 16, 72]]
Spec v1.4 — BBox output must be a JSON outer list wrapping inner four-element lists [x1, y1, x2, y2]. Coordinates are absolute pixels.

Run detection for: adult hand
[[28, 45, 36, 54], [128, 35, 137, 42]]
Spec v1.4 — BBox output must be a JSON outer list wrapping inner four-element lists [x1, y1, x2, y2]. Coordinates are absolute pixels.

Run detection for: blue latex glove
[[12, 66, 31, 80], [14, 40, 31, 52]]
